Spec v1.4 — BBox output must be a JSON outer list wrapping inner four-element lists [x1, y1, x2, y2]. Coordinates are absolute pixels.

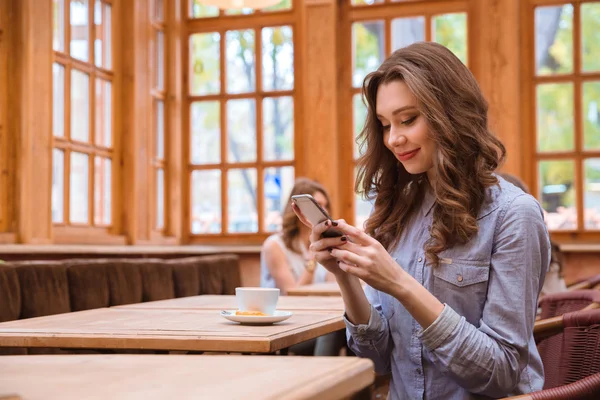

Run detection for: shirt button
[[416, 368, 422, 375], [457, 275, 463, 283], [358, 327, 366, 334], [418, 257, 423, 262]]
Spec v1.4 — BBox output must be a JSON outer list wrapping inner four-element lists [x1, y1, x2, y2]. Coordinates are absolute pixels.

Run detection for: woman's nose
[[388, 127, 407, 147]]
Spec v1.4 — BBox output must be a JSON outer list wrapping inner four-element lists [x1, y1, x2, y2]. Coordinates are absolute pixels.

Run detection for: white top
[[260, 234, 328, 289]]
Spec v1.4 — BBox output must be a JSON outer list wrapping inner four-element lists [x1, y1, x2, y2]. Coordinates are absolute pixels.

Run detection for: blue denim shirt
[[345, 177, 550, 399]]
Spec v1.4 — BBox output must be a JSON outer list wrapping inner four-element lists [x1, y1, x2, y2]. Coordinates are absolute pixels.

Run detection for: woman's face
[[376, 80, 436, 177]]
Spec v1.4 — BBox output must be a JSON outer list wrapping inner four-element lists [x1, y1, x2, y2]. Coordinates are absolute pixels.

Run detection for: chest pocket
[[432, 259, 490, 325]]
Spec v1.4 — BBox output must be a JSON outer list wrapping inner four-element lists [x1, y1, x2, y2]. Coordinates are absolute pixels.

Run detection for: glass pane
[[536, 83, 574, 152], [535, 5, 573, 75], [52, 149, 65, 223], [189, 33, 220, 95], [352, 0, 383, 5], [583, 81, 600, 150], [156, 168, 165, 229], [353, 93, 367, 160], [70, 152, 89, 224], [539, 160, 576, 230], [225, 8, 253, 16], [94, 157, 111, 225], [95, 78, 111, 147], [432, 13, 467, 65], [263, 96, 293, 161], [154, 0, 164, 20], [584, 158, 600, 229], [228, 168, 257, 233], [155, 31, 165, 90], [262, 26, 294, 91], [391, 16, 425, 52], [53, 63, 65, 137], [264, 166, 294, 232], [94, 1, 111, 69], [352, 21, 384, 88], [70, 0, 89, 61], [155, 100, 165, 159], [582, 3, 600, 72], [227, 99, 256, 163], [190, 101, 220, 164], [53, 0, 65, 51], [190, 0, 219, 18], [355, 166, 372, 230], [191, 170, 221, 233], [263, 0, 292, 12], [71, 69, 90, 142], [226, 30, 255, 94]]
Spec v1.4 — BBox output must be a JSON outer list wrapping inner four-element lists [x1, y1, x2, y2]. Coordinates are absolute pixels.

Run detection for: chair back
[[537, 309, 600, 390], [539, 290, 600, 320]]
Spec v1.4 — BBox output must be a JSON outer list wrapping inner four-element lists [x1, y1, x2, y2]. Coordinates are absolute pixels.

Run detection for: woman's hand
[[291, 203, 347, 276], [328, 219, 406, 296]]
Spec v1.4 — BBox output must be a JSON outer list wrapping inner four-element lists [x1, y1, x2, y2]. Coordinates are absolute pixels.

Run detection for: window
[[187, 0, 296, 240], [151, 0, 167, 232], [52, 0, 114, 229], [524, 1, 600, 237], [342, 0, 469, 228]]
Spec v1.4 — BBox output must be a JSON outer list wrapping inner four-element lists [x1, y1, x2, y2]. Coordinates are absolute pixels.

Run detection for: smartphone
[[291, 194, 344, 238]]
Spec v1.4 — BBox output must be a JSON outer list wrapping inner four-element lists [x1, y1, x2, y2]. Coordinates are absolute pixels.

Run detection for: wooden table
[[287, 282, 343, 296], [0, 354, 375, 400], [115, 295, 345, 312], [0, 308, 344, 353]]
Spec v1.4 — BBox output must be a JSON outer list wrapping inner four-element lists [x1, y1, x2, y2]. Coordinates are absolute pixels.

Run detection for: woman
[[260, 177, 335, 293], [261, 177, 344, 357], [499, 172, 567, 296], [293, 42, 550, 398]]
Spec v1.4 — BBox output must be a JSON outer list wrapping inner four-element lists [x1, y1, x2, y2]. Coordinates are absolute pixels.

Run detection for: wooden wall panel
[[297, 0, 341, 216], [10, 0, 53, 244], [471, 0, 522, 176]]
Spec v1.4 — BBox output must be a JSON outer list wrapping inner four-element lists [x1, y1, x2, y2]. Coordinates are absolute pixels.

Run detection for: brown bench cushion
[[168, 258, 201, 298], [65, 259, 111, 311], [0, 264, 20, 322], [197, 254, 241, 295], [11, 261, 71, 319], [105, 260, 143, 306], [138, 259, 175, 301]]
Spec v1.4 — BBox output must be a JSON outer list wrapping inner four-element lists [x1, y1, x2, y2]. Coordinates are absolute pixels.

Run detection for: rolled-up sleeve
[[417, 194, 550, 397], [344, 286, 394, 374]]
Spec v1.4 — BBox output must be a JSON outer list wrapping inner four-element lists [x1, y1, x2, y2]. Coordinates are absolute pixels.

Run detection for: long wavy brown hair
[[281, 177, 331, 253], [356, 42, 506, 266]]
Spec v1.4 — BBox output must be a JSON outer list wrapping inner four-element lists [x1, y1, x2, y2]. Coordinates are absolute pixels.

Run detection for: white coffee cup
[[235, 287, 280, 315]]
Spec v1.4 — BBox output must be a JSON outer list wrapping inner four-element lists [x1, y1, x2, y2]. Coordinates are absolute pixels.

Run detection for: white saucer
[[220, 310, 293, 325]]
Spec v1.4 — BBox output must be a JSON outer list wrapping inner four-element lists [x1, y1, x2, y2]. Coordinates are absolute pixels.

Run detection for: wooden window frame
[[52, 0, 124, 244], [184, 2, 299, 245], [521, 0, 600, 243], [338, 0, 472, 226], [151, 0, 169, 237]]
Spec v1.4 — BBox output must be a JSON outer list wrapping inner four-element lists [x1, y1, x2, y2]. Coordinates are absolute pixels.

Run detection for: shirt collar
[[421, 185, 436, 217]]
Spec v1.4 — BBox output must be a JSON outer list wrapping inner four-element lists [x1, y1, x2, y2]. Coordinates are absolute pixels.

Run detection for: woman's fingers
[[337, 261, 367, 280], [310, 232, 348, 253], [334, 219, 377, 247], [330, 247, 369, 269]]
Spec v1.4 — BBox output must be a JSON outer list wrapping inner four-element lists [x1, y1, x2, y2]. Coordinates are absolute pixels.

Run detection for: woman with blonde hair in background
[[261, 177, 345, 356]]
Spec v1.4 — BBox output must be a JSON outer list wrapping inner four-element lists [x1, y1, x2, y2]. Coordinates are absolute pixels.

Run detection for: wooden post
[[120, 0, 151, 244], [297, 0, 341, 216], [9, 0, 53, 244], [471, 0, 522, 177]]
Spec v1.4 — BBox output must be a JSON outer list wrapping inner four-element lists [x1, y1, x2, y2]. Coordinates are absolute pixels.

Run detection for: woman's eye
[[382, 125, 391, 132], [401, 116, 417, 126]]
